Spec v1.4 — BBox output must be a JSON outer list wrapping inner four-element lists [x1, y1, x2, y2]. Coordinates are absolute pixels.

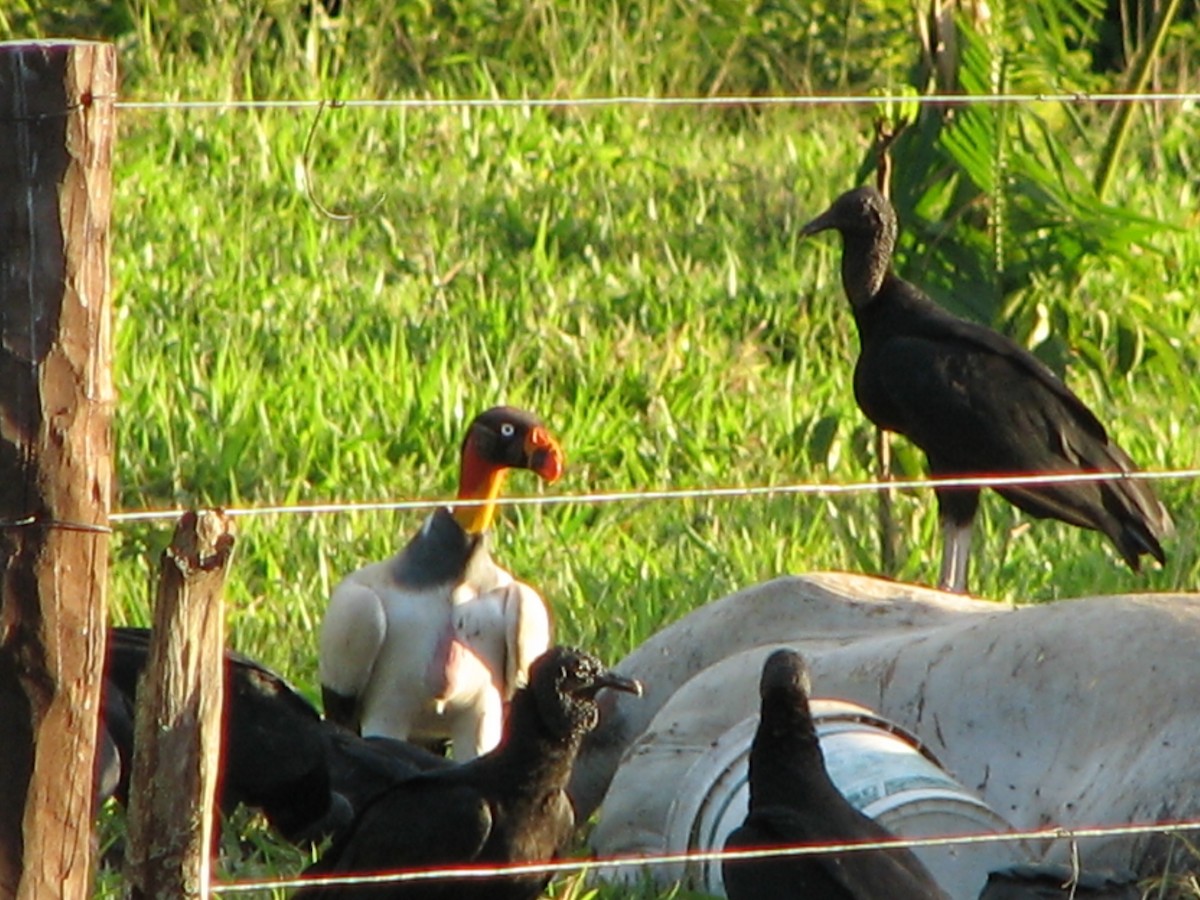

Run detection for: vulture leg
[[936, 488, 979, 594]]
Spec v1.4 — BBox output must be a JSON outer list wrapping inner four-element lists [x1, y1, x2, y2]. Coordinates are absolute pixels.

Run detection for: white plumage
[[319, 540, 550, 759], [318, 407, 563, 760]]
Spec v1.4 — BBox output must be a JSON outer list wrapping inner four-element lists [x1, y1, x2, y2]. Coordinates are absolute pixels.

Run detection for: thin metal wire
[[0, 515, 113, 533], [93, 77, 1197, 898], [214, 817, 1200, 893], [0, 99, 88, 123], [107, 466, 1200, 524], [110, 90, 1200, 112], [89, 88, 1200, 530]]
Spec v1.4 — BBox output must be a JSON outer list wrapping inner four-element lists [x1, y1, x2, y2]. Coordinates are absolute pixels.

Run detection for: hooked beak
[[798, 207, 837, 238], [525, 427, 565, 484], [593, 669, 643, 698]]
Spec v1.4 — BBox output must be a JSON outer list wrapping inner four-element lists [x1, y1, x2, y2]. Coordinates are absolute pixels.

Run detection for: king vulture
[[319, 406, 564, 759]]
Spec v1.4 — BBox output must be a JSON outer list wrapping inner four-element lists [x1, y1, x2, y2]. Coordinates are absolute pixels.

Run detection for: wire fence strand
[[95, 86, 1199, 530], [98, 80, 1199, 897], [213, 817, 1200, 894], [111, 90, 1200, 112], [107, 466, 1200, 525]]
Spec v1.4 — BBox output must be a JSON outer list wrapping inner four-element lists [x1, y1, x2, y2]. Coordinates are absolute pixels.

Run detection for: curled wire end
[[302, 98, 386, 222]]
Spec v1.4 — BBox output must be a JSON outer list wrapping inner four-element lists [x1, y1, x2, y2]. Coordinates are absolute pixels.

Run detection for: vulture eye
[[500, 423, 516, 438]]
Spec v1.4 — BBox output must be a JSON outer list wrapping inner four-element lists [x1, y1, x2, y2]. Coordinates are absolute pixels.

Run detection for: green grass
[[7, 1, 1200, 897]]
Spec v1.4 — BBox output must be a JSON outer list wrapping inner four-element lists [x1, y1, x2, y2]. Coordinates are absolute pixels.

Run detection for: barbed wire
[[213, 817, 1200, 893], [107, 466, 1200, 525], [110, 89, 1200, 112]]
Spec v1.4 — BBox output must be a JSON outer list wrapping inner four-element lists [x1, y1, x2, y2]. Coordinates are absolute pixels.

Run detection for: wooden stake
[[124, 511, 235, 900], [0, 40, 116, 899]]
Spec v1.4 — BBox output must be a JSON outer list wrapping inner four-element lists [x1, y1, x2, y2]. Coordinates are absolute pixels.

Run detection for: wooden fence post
[[124, 511, 235, 900], [0, 40, 116, 899]]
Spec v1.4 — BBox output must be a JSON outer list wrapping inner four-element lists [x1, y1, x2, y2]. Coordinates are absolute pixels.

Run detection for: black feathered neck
[[390, 506, 493, 589], [473, 648, 625, 792], [506, 674, 589, 750], [466, 667, 589, 803], [747, 681, 839, 812], [836, 208, 896, 311], [804, 186, 899, 312]]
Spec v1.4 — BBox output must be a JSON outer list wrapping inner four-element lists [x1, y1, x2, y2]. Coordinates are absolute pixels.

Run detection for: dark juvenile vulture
[[100, 627, 450, 843], [800, 186, 1172, 592], [319, 406, 564, 758], [722, 648, 948, 900], [295, 646, 642, 899]]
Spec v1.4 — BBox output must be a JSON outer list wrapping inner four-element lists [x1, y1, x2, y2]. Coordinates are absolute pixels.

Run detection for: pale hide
[[577, 573, 1200, 891]]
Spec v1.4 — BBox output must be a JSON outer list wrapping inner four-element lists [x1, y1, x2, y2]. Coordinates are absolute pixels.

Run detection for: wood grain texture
[[124, 510, 236, 900], [0, 39, 116, 900]]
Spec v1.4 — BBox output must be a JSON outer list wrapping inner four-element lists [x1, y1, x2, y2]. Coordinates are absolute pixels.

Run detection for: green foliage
[[862, 0, 1193, 407], [4, 1, 1200, 898]]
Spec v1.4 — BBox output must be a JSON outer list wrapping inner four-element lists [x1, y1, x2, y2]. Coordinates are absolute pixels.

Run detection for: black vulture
[[800, 186, 1172, 592], [722, 648, 949, 900], [319, 406, 563, 759], [100, 627, 450, 843], [324, 731, 454, 821], [294, 646, 642, 899]]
